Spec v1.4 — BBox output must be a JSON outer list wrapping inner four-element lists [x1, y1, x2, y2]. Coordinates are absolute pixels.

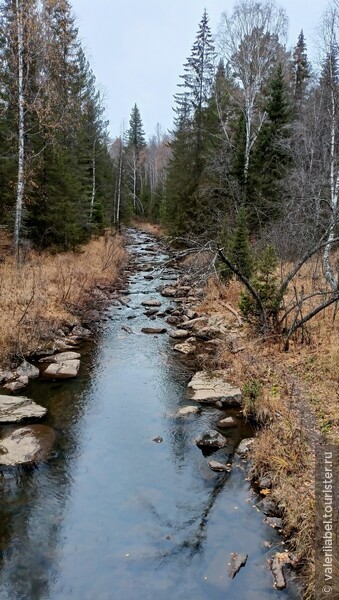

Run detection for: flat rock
[[228, 553, 248, 579], [141, 327, 167, 335], [16, 360, 40, 381], [72, 325, 92, 338], [208, 460, 230, 472], [195, 430, 227, 449], [174, 342, 196, 355], [270, 557, 286, 590], [217, 416, 237, 428], [236, 437, 255, 456], [43, 359, 80, 379], [187, 371, 242, 406], [176, 406, 199, 417], [169, 329, 190, 339], [0, 425, 55, 466], [142, 299, 161, 307], [39, 351, 81, 364], [0, 395, 47, 423]]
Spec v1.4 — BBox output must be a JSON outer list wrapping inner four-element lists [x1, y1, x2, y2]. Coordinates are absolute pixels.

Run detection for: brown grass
[[131, 220, 165, 238], [0, 233, 126, 365], [195, 262, 339, 599]]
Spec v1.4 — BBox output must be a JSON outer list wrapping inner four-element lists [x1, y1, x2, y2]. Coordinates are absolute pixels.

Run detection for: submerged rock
[[187, 371, 242, 406], [43, 359, 80, 379], [141, 327, 167, 335], [153, 436, 163, 443], [0, 395, 47, 423], [176, 406, 199, 417], [228, 553, 248, 579], [195, 430, 227, 449], [0, 425, 55, 466]]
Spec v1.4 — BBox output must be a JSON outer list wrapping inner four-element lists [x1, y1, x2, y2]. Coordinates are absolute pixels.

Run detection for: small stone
[[142, 299, 161, 307], [270, 557, 286, 590], [264, 517, 283, 529], [141, 327, 167, 334], [228, 553, 248, 579], [217, 416, 237, 428], [195, 430, 227, 449], [166, 316, 182, 325], [169, 329, 190, 339], [161, 287, 177, 297], [173, 342, 196, 355], [259, 475, 273, 489], [153, 436, 163, 443], [208, 461, 230, 472], [257, 498, 281, 518], [144, 308, 159, 316], [236, 438, 255, 456]]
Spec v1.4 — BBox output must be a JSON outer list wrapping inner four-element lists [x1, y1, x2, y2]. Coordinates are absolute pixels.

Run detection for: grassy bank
[[0, 232, 127, 365], [189, 260, 339, 599]]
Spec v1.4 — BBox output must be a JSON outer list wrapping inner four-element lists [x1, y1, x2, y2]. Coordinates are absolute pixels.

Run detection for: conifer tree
[[292, 30, 310, 109]]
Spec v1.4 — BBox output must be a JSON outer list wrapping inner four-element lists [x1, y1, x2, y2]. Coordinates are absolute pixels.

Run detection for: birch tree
[[218, 0, 288, 180]]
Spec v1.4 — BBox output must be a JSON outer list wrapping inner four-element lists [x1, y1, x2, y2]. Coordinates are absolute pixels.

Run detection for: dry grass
[[195, 263, 339, 599], [0, 232, 126, 364], [131, 220, 165, 238]]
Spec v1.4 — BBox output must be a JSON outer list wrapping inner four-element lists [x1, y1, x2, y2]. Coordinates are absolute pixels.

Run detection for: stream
[[0, 230, 302, 600]]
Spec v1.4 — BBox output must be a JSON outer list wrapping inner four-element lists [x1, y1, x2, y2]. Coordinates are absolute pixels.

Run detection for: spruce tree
[[293, 30, 310, 109]]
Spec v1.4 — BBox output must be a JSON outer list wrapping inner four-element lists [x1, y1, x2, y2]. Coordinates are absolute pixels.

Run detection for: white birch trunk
[[14, 0, 25, 259], [323, 65, 339, 292], [116, 144, 123, 226], [89, 138, 96, 224]]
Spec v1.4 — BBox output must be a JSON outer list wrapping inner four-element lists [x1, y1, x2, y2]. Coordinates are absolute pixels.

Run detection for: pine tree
[[247, 63, 291, 227], [293, 30, 310, 108], [165, 10, 216, 236]]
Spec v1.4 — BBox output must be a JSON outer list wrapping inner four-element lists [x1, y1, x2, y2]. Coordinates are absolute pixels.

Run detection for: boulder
[[176, 406, 199, 417], [16, 360, 40, 381], [142, 299, 161, 307], [169, 329, 190, 340], [42, 359, 80, 379], [217, 416, 238, 428], [0, 394, 47, 423], [141, 327, 167, 335], [187, 371, 242, 406], [39, 351, 81, 364], [0, 425, 55, 466], [195, 430, 227, 449], [236, 437, 255, 456]]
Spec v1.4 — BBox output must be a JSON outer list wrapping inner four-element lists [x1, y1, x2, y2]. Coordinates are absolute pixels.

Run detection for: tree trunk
[[13, 0, 25, 260]]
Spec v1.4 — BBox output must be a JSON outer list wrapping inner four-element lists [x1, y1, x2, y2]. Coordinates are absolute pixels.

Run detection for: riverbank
[[0, 232, 127, 367], [177, 269, 336, 599]]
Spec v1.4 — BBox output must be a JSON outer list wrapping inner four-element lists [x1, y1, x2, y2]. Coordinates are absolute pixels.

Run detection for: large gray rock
[[39, 351, 81, 364], [0, 394, 47, 423], [195, 430, 227, 449], [0, 425, 55, 466], [43, 359, 80, 379], [187, 371, 242, 406], [16, 360, 40, 381]]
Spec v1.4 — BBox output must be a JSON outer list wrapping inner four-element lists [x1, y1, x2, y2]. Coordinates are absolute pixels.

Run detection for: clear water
[[0, 231, 302, 600]]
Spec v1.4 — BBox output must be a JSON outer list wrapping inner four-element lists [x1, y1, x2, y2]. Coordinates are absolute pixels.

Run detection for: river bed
[[0, 230, 301, 600]]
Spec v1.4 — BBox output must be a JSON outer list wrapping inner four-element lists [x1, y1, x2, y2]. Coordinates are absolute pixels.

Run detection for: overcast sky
[[71, 0, 330, 139]]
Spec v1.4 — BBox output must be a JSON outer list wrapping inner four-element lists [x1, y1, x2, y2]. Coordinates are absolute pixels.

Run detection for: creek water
[[0, 230, 301, 600]]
